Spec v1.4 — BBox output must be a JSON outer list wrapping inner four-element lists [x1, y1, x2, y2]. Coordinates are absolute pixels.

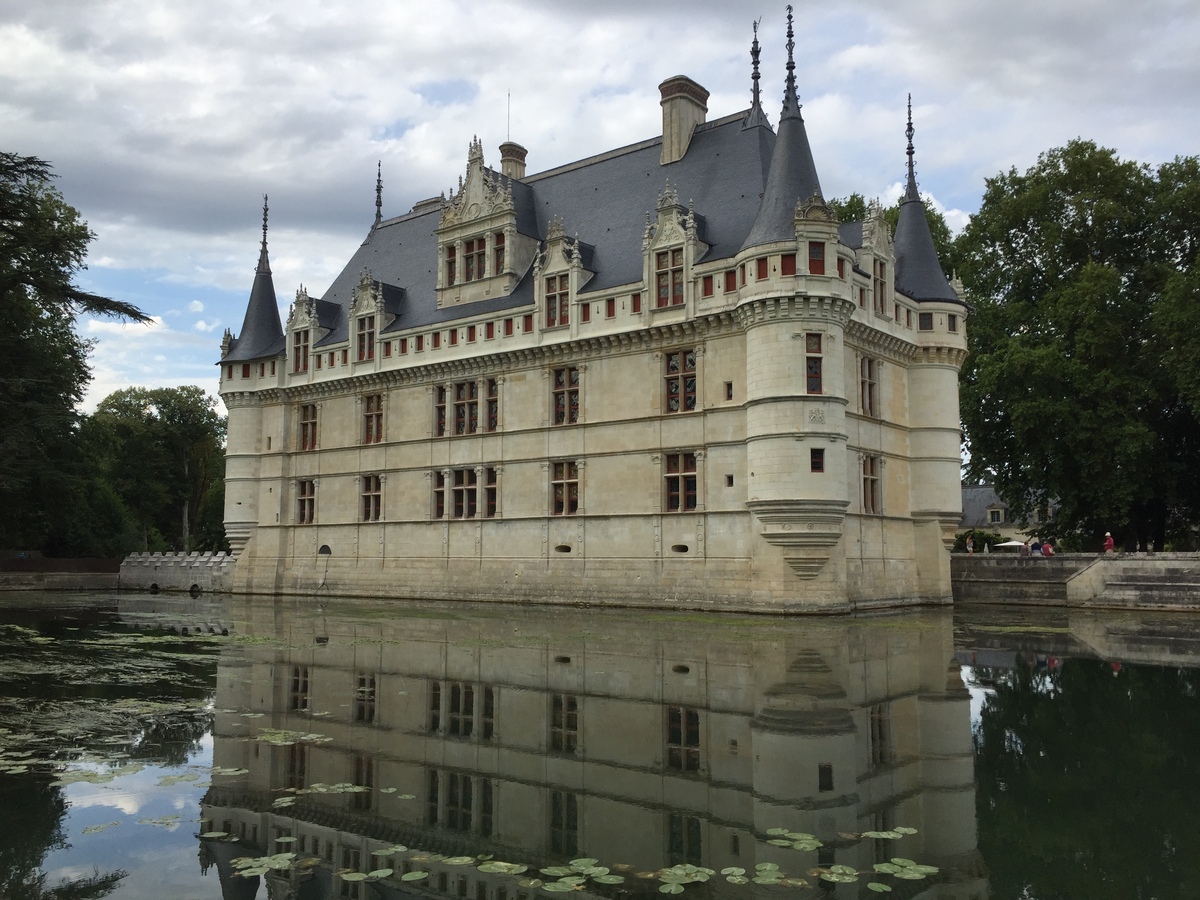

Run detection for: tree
[[957, 141, 1200, 550], [0, 153, 147, 552], [83, 387, 226, 553]]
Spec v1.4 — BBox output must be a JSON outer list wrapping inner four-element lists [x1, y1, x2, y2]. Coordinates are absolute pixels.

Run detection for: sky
[[4, 0, 1198, 412]]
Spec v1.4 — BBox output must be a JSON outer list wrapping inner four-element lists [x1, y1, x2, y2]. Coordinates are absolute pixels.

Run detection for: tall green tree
[[957, 141, 1200, 550], [83, 387, 226, 553], [0, 153, 147, 552]]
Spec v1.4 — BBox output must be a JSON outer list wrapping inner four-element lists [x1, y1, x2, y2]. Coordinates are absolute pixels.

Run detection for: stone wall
[[952, 553, 1200, 609], [120, 551, 235, 594]]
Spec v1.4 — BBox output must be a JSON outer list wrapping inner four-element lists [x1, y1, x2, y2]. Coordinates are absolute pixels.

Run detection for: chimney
[[659, 75, 709, 165], [499, 142, 528, 179]]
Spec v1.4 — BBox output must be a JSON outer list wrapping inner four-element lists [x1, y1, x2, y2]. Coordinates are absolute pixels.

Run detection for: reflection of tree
[[975, 660, 1200, 898], [6, 868, 127, 900], [0, 773, 66, 898]]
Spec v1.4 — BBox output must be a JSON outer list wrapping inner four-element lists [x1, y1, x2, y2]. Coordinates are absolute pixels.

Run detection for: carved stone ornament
[[808, 407, 826, 424], [439, 135, 516, 230]]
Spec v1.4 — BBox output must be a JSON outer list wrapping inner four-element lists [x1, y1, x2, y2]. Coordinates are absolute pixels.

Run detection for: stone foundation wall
[[120, 552, 235, 594]]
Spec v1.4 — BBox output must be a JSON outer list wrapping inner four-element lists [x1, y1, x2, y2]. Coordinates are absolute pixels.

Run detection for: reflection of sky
[[960, 665, 991, 730], [38, 735, 231, 900]]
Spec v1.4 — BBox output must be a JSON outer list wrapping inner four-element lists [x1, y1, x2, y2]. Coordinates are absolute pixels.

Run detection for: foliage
[[975, 659, 1200, 898], [0, 153, 147, 553], [81, 387, 227, 554], [958, 141, 1200, 551]]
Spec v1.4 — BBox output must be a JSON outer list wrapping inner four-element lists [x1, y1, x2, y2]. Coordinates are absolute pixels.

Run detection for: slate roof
[[221, 232, 286, 362], [741, 80, 822, 252], [225, 80, 962, 353], [310, 111, 777, 345], [892, 109, 961, 305]]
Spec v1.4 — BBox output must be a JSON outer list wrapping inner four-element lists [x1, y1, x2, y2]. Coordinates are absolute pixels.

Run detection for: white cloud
[[5, 0, 1197, 397], [193, 318, 219, 333]]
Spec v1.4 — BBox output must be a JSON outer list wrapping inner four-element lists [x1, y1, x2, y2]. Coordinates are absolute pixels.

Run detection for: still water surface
[[0, 592, 1197, 900]]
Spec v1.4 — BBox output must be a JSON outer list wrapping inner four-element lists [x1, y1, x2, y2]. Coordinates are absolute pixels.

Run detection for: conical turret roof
[[222, 196, 286, 362], [893, 99, 959, 303], [741, 9, 822, 251]]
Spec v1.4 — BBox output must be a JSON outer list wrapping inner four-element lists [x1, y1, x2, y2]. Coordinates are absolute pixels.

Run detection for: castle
[[218, 14, 967, 612]]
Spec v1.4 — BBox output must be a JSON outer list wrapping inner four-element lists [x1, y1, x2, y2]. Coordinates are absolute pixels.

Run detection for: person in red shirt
[[1103, 532, 1115, 553]]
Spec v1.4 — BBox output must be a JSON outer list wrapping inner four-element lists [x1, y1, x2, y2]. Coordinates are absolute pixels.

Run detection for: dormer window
[[464, 238, 486, 282], [493, 233, 505, 272], [546, 275, 569, 328], [293, 329, 310, 374], [656, 249, 684, 308], [446, 246, 457, 286], [357, 315, 375, 362]]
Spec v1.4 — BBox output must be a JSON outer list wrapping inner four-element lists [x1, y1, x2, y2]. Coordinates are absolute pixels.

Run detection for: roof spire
[[781, 4, 801, 120], [223, 195, 285, 363], [374, 160, 383, 230], [893, 97, 959, 303], [740, 7, 823, 251], [257, 194, 271, 275], [904, 93, 919, 201], [742, 18, 769, 129]]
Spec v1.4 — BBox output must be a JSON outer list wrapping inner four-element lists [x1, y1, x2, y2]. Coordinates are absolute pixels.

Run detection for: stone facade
[[218, 22, 967, 612]]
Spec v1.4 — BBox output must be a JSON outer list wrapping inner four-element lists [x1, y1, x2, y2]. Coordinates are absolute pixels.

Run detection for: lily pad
[[720, 868, 746, 876], [569, 858, 599, 868], [867, 883, 893, 892], [766, 827, 790, 835], [767, 838, 792, 847], [238, 867, 270, 877], [341, 872, 368, 882], [894, 826, 918, 835], [368, 869, 394, 878], [725, 876, 749, 885], [893, 870, 927, 880], [445, 856, 476, 866], [541, 866, 574, 877], [890, 858, 916, 868], [401, 871, 429, 882], [593, 875, 625, 884], [543, 883, 574, 893], [659, 884, 684, 894]]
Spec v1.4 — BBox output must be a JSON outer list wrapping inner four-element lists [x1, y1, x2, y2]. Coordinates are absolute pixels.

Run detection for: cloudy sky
[[5, 0, 1198, 411]]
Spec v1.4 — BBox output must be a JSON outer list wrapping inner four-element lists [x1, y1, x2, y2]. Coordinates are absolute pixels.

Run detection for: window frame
[[552, 367, 580, 426], [664, 349, 698, 414], [361, 473, 382, 522], [664, 451, 698, 513]]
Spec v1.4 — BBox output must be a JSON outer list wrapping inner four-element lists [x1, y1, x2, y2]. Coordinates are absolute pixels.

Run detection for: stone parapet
[[120, 551, 235, 594]]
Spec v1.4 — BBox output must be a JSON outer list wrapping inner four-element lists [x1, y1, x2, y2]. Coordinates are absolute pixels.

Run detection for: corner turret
[[742, 5, 822, 251], [893, 97, 959, 303], [221, 196, 286, 362]]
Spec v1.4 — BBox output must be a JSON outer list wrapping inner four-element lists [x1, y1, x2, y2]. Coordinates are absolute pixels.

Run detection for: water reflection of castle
[[201, 598, 987, 899]]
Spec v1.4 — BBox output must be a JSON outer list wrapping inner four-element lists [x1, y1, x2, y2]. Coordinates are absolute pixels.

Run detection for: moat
[[1, 592, 1197, 899]]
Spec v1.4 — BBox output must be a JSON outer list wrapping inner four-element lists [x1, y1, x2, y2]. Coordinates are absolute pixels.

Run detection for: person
[[965, 535, 974, 554], [1042, 541, 1055, 557], [1031, 539, 1043, 556], [1020, 541, 1030, 557], [1103, 532, 1115, 553]]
